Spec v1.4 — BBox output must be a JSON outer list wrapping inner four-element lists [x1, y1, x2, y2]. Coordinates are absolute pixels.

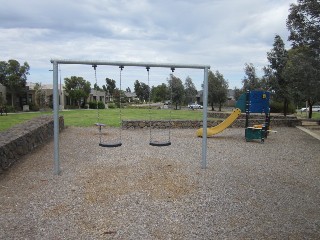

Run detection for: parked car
[[300, 105, 320, 112], [188, 103, 203, 109]]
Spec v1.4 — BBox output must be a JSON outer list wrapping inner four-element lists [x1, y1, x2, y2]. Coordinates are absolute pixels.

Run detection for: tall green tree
[[168, 74, 185, 109], [105, 78, 116, 97], [283, 47, 319, 118], [184, 76, 197, 105], [134, 80, 142, 101], [241, 63, 261, 91], [266, 35, 289, 116], [64, 76, 91, 108], [286, 0, 320, 117], [0, 60, 30, 106], [134, 80, 149, 102], [208, 70, 229, 111], [287, 0, 320, 56], [151, 83, 168, 102], [93, 83, 101, 91]]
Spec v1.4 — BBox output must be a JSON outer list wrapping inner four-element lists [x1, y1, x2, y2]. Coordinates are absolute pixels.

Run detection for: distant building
[[124, 92, 138, 102], [27, 82, 106, 109], [196, 89, 236, 106]]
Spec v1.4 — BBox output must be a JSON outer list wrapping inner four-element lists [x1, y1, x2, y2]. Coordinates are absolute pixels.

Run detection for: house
[[196, 89, 236, 106], [124, 92, 138, 102], [0, 82, 31, 110], [27, 83, 106, 109]]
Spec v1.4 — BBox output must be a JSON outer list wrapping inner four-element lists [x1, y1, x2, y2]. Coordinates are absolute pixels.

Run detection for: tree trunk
[[11, 93, 14, 107], [283, 98, 287, 117], [307, 99, 313, 119]]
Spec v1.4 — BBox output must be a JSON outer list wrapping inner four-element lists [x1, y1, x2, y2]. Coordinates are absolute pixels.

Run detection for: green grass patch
[[296, 111, 320, 120], [0, 108, 204, 131], [0, 112, 51, 131]]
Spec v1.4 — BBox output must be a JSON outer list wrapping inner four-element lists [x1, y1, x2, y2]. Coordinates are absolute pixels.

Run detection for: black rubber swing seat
[[149, 141, 171, 147], [99, 142, 122, 148]]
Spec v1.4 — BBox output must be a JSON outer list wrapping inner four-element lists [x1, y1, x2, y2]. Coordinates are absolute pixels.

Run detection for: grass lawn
[[0, 108, 204, 132], [0, 112, 50, 132], [296, 111, 320, 120]]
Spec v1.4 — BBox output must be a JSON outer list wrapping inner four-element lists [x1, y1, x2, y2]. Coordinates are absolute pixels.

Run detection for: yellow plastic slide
[[196, 108, 241, 137]]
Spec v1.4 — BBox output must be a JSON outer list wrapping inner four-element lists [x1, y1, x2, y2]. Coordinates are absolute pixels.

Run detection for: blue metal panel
[[249, 91, 270, 113]]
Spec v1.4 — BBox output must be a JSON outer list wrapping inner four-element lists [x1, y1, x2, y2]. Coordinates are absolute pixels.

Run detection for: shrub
[[29, 103, 40, 111], [270, 101, 295, 114], [4, 105, 15, 113], [97, 101, 105, 109], [108, 102, 116, 109], [88, 101, 97, 109]]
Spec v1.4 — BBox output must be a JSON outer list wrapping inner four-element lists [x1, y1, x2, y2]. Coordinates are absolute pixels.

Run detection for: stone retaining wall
[[0, 115, 64, 173], [122, 114, 301, 129]]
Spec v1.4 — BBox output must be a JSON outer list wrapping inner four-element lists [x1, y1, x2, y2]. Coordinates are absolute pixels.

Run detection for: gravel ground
[[0, 126, 319, 239]]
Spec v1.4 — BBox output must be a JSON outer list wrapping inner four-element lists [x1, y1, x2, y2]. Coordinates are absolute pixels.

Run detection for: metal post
[[53, 61, 61, 175], [201, 67, 209, 169]]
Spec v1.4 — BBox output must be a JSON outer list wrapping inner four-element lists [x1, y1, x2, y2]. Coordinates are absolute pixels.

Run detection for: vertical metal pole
[[53, 61, 61, 175], [201, 67, 209, 169]]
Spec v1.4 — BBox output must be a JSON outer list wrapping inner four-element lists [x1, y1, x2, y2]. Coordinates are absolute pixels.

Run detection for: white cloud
[[0, 0, 294, 89]]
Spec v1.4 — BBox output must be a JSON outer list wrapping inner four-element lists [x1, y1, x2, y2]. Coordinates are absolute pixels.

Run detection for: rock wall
[[122, 114, 301, 129], [0, 115, 64, 173]]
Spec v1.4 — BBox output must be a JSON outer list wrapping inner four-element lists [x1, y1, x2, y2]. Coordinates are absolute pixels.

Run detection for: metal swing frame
[[50, 59, 210, 175], [93, 65, 123, 148]]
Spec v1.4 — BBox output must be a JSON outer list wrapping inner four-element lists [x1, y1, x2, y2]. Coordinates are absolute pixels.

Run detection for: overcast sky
[[0, 0, 294, 90]]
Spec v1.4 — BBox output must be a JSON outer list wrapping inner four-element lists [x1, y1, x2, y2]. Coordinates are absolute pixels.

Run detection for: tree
[[287, 0, 320, 56], [241, 63, 261, 91], [208, 70, 229, 111], [126, 87, 131, 93], [0, 60, 30, 106], [283, 47, 319, 118], [151, 83, 168, 102], [105, 78, 116, 97], [93, 83, 101, 91], [134, 80, 149, 102], [184, 76, 197, 105], [286, 0, 320, 118], [33, 82, 46, 108], [266, 35, 289, 116], [64, 76, 91, 108], [134, 80, 142, 101], [168, 74, 185, 109], [233, 87, 243, 101]]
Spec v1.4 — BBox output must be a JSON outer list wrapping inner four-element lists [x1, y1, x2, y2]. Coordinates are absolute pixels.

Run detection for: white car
[[300, 105, 320, 112], [188, 104, 203, 109]]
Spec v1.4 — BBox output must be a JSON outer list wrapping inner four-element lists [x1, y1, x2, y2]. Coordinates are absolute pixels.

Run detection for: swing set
[[50, 59, 210, 175]]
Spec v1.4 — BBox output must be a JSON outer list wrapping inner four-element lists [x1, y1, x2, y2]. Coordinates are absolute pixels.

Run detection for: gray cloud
[[0, 0, 293, 89]]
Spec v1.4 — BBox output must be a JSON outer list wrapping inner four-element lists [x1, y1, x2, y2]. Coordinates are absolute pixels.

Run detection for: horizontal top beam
[[50, 59, 210, 70]]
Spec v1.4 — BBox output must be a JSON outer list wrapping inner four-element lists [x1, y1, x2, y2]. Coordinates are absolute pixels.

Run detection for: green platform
[[245, 127, 265, 143]]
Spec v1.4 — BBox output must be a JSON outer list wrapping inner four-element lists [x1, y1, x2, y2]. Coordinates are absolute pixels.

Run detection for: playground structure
[[197, 90, 272, 143], [237, 90, 271, 143], [50, 59, 210, 175]]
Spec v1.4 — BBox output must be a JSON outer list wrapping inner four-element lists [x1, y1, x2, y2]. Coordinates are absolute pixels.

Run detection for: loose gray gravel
[[0, 127, 319, 239]]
